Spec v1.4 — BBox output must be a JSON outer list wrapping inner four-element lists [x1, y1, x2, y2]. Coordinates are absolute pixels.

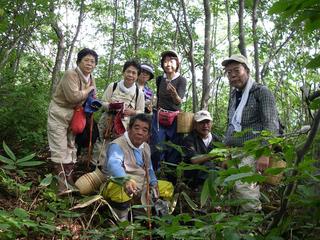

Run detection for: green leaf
[[40, 174, 53, 187], [18, 161, 45, 167], [13, 208, 29, 219], [268, 1, 291, 14], [3, 141, 16, 161], [309, 97, 320, 110], [264, 167, 285, 175], [16, 153, 36, 163], [223, 228, 241, 240], [181, 191, 198, 210], [306, 55, 320, 69], [0, 155, 15, 165], [3, 165, 16, 170], [200, 179, 209, 207], [224, 172, 254, 183]]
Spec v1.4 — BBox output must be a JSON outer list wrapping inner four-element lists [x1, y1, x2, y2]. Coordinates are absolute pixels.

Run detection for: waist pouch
[[158, 108, 179, 127]]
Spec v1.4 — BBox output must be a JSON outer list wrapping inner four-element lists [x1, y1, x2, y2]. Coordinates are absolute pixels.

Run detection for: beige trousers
[[47, 101, 77, 164]]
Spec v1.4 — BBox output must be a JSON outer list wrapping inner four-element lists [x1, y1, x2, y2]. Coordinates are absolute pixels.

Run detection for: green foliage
[[269, 0, 320, 68], [0, 142, 44, 177]]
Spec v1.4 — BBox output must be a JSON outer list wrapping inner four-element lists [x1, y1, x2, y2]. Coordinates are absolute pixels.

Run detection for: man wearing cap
[[222, 54, 279, 212], [183, 110, 220, 187], [150, 50, 187, 170], [137, 63, 154, 114]]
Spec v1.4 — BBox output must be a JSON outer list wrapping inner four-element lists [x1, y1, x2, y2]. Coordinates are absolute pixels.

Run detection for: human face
[[128, 120, 150, 147], [123, 65, 139, 88], [194, 120, 212, 138], [225, 62, 249, 90], [163, 56, 178, 74], [78, 54, 96, 76], [138, 70, 151, 86]]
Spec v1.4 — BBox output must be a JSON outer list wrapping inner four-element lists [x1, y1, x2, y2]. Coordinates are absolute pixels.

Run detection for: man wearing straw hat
[[183, 110, 220, 188], [222, 54, 279, 212], [102, 114, 173, 221]]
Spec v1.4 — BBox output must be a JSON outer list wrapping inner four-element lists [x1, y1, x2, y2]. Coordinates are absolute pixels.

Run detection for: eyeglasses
[[225, 67, 244, 76]]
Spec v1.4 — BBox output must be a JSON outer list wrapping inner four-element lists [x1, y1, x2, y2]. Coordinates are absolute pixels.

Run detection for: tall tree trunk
[[225, 0, 232, 57], [65, 0, 85, 70], [51, 22, 65, 95], [201, 0, 212, 110], [252, 0, 260, 82], [180, 0, 198, 113], [133, 0, 141, 56], [107, 0, 118, 82], [238, 0, 246, 56]]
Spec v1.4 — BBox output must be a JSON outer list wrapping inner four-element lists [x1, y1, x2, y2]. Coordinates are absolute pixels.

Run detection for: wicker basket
[[177, 112, 194, 133], [264, 158, 287, 185]]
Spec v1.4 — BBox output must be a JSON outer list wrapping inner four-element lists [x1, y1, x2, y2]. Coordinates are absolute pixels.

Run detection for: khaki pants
[[47, 101, 77, 164], [234, 156, 261, 212]]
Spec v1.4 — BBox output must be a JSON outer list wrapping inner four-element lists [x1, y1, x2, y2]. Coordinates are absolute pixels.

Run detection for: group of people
[[47, 48, 280, 220]]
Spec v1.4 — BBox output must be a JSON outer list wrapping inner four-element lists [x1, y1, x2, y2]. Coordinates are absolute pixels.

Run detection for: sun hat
[[194, 110, 213, 122], [141, 63, 154, 80]]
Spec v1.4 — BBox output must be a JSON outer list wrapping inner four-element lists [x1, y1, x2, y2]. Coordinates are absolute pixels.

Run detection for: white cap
[[194, 110, 212, 122], [221, 54, 250, 70]]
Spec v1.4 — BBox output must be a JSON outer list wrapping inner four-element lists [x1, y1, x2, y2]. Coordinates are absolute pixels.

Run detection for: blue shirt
[[104, 143, 157, 186]]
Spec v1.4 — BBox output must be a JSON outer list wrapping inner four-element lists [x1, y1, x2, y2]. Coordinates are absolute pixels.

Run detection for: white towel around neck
[[118, 79, 136, 94], [231, 78, 254, 132]]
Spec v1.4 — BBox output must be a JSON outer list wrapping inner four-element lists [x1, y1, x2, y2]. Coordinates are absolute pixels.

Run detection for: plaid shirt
[[224, 82, 279, 147]]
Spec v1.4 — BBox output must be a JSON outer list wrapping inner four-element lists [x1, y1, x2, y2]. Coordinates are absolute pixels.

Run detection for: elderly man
[[183, 110, 220, 188], [102, 114, 173, 221], [222, 54, 279, 212]]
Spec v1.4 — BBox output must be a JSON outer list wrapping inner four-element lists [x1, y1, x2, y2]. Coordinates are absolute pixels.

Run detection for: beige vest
[[112, 135, 151, 190]]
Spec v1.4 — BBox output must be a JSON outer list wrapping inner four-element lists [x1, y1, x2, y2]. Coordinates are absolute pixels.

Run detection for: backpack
[[252, 84, 285, 135]]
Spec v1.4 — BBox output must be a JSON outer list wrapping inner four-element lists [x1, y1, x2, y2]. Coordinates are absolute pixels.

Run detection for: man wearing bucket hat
[[183, 110, 220, 188], [150, 50, 187, 171], [222, 54, 279, 212], [102, 114, 174, 221], [137, 63, 154, 113]]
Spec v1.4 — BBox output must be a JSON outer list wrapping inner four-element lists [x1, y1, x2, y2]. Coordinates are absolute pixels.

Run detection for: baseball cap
[[194, 110, 212, 122], [141, 63, 154, 80], [221, 54, 250, 70]]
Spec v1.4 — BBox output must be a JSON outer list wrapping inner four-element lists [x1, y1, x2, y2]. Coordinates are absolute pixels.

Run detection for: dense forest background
[[0, 0, 319, 239]]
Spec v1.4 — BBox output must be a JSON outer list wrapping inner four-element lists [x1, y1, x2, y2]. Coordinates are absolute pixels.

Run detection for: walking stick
[[87, 113, 94, 169], [144, 152, 152, 240]]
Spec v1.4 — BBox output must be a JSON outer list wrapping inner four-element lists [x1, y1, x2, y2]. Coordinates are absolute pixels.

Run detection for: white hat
[[221, 54, 250, 70], [194, 110, 212, 122]]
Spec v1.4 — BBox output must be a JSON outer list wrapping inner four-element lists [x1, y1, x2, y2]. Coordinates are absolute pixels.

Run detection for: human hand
[[256, 156, 270, 172], [86, 86, 95, 96], [167, 83, 177, 95], [123, 107, 136, 116], [124, 179, 138, 196], [151, 184, 159, 199]]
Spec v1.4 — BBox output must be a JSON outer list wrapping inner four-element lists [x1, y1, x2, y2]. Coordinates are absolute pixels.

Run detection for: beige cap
[[221, 54, 250, 70], [194, 110, 212, 122]]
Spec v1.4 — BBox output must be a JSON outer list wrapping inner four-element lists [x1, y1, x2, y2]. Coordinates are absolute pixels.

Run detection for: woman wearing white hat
[[137, 63, 154, 113]]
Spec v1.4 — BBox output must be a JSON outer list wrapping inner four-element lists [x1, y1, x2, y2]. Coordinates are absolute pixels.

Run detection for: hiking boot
[[53, 163, 75, 196]]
